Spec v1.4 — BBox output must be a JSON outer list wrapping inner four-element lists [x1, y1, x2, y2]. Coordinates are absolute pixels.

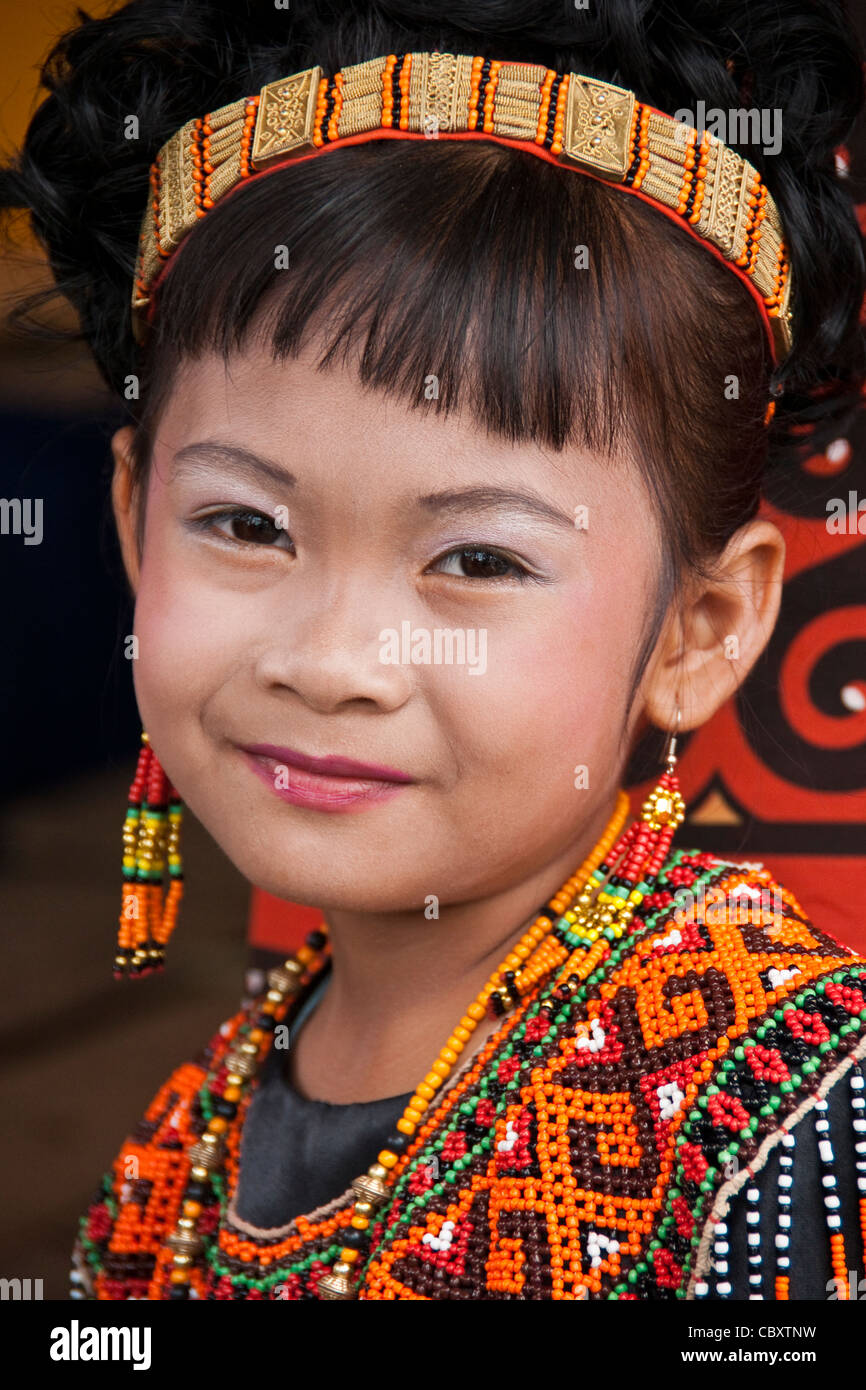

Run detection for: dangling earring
[[553, 708, 686, 1000], [115, 731, 184, 978]]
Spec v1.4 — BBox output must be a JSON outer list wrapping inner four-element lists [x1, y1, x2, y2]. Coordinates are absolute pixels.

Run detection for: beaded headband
[[131, 50, 794, 369]]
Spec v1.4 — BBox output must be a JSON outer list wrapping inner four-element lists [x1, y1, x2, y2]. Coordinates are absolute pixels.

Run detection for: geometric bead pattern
[[72, 848, 863, 1300]]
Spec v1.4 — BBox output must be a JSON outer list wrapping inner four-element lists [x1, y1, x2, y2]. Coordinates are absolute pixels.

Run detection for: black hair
[[2, 0, 865, 715]]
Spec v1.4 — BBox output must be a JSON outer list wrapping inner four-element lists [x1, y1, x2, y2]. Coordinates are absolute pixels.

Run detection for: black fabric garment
[[719, 1058, 865, 1300], [234, 973, 414, 1226], [234, 975, 866, 1298]]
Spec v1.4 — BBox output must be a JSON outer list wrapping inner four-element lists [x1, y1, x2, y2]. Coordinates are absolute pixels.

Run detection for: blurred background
[[2, 2, 865, 1298]]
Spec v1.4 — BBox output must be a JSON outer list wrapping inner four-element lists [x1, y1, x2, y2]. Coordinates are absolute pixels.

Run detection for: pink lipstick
[[239, 742, 414, 812]]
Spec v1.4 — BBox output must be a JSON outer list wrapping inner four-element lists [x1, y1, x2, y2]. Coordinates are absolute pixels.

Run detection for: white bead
[[779, 1174, 793, 1187], [779, 1213, 791, 1228], [824, 1195, 841, 1209], [714, 1261, 729, 1274], [822, 1174, 837, 1188], [695, 1281, 709, 1297], [747, 1211, 760, 1224], [717, 1282, 732, 1295], [748, 1233, 761, 1247], [775, 1234, 789, 1249], [819, 1140, 834, 1163]]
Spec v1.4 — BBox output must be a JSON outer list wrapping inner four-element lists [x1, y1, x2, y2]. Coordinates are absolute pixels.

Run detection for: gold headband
[[132, 51, 793, 363]]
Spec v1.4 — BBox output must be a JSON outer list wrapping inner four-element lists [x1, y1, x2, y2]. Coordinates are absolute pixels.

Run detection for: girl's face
[[121, 338, 665, 913]]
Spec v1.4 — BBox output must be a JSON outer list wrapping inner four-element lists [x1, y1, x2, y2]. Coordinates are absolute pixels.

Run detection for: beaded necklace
[[77, 821, 866, 1300], [159, 786, 636, 1298]]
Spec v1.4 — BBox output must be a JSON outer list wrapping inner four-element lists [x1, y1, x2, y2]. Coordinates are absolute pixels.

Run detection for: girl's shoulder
[[578, 843, 865, 1298], [71, 846, 866, 1300], [71, 1003, 253, 1300]]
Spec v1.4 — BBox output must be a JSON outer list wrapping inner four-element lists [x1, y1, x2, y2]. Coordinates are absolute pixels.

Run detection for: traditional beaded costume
[[66, 51, 863, 1301], [73, 842, 866, 1300]]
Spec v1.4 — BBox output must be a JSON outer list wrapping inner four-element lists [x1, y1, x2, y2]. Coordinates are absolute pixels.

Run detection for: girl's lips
[[241, 742, 413, 782], [239, 749, 412, 812]]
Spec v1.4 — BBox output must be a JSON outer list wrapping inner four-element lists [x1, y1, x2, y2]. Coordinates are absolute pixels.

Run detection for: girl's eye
[[193, 509, 293, 550], [431, 547, 533, 582]]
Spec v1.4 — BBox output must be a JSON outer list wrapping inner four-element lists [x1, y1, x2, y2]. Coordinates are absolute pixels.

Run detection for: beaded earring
[[115, 731, 184, 978], [537, 710, 687, 1006]]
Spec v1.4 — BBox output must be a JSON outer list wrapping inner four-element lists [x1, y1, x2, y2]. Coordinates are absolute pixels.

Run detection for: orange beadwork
[[79, 842, 866, 1299], [116, 731, 184, 978], [312, 76, 328, 147], [398, 54, 412, 130], [381, 54, 397, 128], [81, 724, 866, 1301], [549, 73, 570, 157], [535, 69, 556, 145], [830, 1232, 850, 1300], [482, 59, 502, 134], [238, 97, 259, 180]]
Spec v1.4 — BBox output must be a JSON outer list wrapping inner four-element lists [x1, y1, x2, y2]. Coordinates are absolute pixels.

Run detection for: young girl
[[4, 0, 866, 1301]]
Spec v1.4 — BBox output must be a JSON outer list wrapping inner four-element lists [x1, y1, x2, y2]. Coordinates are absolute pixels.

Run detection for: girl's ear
[[640, 517, 786, 732], [111, 425, 142, 593]]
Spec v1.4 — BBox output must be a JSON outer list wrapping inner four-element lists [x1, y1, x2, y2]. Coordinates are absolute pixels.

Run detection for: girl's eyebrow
[[171, 442, 575, 529], [171, 442, 297, 490], [418, 486, 576, 529]]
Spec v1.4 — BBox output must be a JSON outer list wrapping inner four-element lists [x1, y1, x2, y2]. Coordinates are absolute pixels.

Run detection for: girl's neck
[[285, 789, 626, 1104]]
